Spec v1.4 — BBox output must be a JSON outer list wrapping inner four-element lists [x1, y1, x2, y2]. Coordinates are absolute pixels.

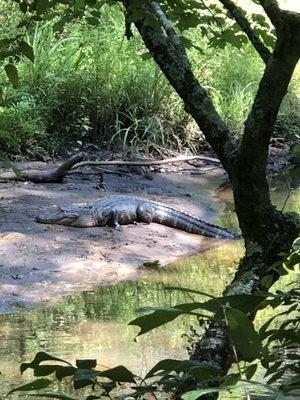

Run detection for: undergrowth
[[0, 4, 299, 159]]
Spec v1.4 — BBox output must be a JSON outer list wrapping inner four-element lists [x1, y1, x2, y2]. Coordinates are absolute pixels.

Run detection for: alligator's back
[[93, 196, 239, 240]]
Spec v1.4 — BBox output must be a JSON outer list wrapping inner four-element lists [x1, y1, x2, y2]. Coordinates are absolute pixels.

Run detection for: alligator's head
[[36, 205, 95, 227]]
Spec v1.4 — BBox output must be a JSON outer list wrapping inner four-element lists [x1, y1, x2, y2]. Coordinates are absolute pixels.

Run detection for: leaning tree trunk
[[126, 2, 300, 398]]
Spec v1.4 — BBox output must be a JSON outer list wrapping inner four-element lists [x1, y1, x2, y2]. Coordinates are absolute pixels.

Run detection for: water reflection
[[0, 242, 242, 388]]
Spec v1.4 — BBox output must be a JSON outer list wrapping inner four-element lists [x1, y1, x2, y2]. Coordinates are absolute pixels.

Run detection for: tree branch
[[148, 0, 176, 36], [129, 2, 237, 172], [258, 0, 282, 29], [219, 0, 271, 63], [240, 19, 300, 169]]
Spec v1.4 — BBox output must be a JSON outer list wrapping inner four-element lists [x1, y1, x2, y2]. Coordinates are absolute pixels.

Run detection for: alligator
[[36, 195, 240, 239]]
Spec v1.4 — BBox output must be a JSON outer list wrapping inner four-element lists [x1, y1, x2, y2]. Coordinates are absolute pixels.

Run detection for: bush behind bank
[[0, 8, 299, 158]]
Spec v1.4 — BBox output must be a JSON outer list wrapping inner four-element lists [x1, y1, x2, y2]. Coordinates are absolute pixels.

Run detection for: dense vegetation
[[0, 2, 299, 158]]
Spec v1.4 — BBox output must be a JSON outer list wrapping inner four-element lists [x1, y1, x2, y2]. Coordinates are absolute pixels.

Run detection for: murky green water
[[0, 174, 299, 399]]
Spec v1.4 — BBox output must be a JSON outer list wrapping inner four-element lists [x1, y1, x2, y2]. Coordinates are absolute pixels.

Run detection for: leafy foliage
[[0, 0, 298, 156], [6, 239, 299, 399]]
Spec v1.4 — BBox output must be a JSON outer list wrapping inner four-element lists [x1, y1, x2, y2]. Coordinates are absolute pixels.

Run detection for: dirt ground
[[0, 159, 234, 313]]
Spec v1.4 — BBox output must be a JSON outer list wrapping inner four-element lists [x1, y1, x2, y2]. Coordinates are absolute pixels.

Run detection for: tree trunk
[[127, 4, 300, 399]]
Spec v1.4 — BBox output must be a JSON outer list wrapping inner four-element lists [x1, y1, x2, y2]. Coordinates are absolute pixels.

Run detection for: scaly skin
[[36, 195, 240, 239]]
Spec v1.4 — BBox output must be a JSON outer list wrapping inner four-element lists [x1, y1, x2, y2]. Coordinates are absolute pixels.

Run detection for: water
[[0, 174, 299, 399]]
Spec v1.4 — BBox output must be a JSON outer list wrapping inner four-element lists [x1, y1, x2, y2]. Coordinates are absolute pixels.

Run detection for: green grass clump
[[0, 5, 299, 158]]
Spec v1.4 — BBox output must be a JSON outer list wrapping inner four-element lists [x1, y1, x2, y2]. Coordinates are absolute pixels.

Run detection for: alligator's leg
[[110, 210, 122, 230], [100, 209, 122, 230], [137, 204, 154, 224]]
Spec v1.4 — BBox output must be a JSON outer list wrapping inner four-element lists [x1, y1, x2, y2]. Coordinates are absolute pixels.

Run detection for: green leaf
[[282, 374, 300, 391], [220, 373, 239, 386], [189, 365, 222, 381], [201, 294, 266, 315], [5, 64, 19, 87], [74, 379, 93, 390], [226, 308, 262, 361], [52, 19, 66, 33], [146, 359, 192, 378], [21, 352, 72, 374], [55, 366, 76, 381], [129, 308, 186, 336], [34, 365, 60, 377], [76, 359, 96, 369], [245, 363, 258, 380], [19, 41, 34, 62], [74, 366, 135, 384], [99, 366, 136, 383], [75, 0, 85, 8], [182, 384, 245, 400], [19, 1, 28, 13], [267, 369, 285, 385], [6, 379, 52, 396], [165, 286, 216, 298], [86, 17, 99, 26], [0, 38, 13, 49], [145, 359, 220, 380]]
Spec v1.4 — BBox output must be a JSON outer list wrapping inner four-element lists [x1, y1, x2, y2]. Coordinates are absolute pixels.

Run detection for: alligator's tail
[[152, 206, 240, 240]]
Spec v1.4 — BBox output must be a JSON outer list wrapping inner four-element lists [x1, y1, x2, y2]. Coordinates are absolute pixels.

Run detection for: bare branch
[[147, 0, 176, 36], [73, 155, 220, 169], [240, 21, 300, 170], [219, 0, 271, 63]]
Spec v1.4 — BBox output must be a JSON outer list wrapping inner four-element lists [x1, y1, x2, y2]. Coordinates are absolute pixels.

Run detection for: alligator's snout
[[36, 209, 79, 225]]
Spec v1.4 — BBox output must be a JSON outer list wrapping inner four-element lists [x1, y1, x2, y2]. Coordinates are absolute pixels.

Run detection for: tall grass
[[0, 5, 299, 158]]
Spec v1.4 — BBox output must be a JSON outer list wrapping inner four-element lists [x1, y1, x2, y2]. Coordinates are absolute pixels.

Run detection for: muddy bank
[[0, 160, 233, 313]]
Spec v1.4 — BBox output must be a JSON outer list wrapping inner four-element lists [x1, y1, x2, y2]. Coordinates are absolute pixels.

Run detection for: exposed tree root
[[0, 153, 85, 183]]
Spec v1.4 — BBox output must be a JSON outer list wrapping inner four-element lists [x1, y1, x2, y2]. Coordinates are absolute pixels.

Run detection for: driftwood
[[73, 155, 220, 169], [0, 154, 220, 183], [0, 153, 85, 183]]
